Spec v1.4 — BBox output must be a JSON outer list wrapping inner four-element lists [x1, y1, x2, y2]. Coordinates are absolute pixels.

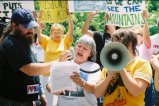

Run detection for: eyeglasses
[[52, 32, 62, 35]]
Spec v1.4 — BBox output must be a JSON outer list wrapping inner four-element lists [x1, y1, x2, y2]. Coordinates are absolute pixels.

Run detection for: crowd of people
[[0, 7, 159, 106]]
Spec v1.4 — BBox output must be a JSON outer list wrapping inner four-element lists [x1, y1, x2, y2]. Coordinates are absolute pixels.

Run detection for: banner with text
[[69, 1, 106, 12], [39, 1, 68, 23], [0, 1, 35, 18], [105, 0, 145, 27]]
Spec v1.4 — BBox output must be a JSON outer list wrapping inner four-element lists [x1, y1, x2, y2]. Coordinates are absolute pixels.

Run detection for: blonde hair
[[50, 23, 65, 34]]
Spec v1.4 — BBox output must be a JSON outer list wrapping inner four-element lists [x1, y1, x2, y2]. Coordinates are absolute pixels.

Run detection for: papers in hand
[[50, 62, 79, 93]]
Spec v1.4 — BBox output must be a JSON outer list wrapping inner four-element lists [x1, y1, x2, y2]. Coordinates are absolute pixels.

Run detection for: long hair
[[0, 22, 12, 42]]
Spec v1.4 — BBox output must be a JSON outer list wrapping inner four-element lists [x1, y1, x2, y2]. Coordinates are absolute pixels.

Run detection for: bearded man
[[0, 8, 62, 106]]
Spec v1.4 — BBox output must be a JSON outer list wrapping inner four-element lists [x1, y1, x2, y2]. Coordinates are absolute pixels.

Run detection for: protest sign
[[39, 1, 68, 23], [0, 1, 34, 18], [105, 0, 146, 27], [69, 1, 106, 12]]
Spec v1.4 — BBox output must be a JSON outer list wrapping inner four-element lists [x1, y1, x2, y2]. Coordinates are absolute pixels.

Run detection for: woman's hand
[[107, 71, 118, 82], [59, 50, 73, 62], [104, 13, 109, 20], [52, 91, 64, 95], [142, 9, 149, 20], [70, 72, 84, 87], [46, 83, 64, 95], [88, 10, 98, 19]]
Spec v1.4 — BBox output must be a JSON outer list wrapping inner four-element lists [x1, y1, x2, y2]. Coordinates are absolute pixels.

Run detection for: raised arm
[[36, 11, 46, 44], [104, 13, 117, 37], [82, 12, 98, 37], [142, 10, 151, 48], [66, 13, 74, 40]]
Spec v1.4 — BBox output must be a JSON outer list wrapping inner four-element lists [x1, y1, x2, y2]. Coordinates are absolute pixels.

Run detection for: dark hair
[[0, 17, 10, 39], [104, 25, 120, 32], [89, 25, 96, 31], [0, 20, 21, 42], [0, 22, 12, 42], [0, 28, 3, 38], [111, 29, 138, 55]]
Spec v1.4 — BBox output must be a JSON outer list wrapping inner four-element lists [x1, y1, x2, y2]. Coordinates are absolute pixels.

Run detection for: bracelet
[[80, 80, 86, 87]]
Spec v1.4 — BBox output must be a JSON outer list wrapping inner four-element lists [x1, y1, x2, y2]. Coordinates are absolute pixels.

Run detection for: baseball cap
[[11, 8, 38, 29]]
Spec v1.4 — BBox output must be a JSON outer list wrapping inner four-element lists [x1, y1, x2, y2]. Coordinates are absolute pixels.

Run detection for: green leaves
[[35, 1, 159, 46]]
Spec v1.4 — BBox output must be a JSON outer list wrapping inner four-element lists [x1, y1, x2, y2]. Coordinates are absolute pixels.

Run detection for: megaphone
[[100, 42, 130, 71]]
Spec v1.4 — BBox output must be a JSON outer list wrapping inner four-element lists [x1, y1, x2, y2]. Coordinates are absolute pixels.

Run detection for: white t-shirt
[[57, 61, 101, 106], [137, 33, 159, 60], [136, 43, 152, 61], [31, 43, 44, 62]]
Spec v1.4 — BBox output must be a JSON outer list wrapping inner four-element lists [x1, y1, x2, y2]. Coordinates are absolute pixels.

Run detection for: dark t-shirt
[[0, 35, 40, 102], [93, 31, 111, 67]]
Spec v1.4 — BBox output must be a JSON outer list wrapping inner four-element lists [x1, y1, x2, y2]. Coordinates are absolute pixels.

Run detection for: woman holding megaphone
[[95, 29, 152, 106]]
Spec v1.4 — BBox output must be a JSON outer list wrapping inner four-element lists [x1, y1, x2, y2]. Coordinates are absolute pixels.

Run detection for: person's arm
[[94, 70, 117, 98], [82, 12, 97, 37], [38, 86, 47, 106], [150, 54, 159, 91], [20, 62, 54, 76], [36, 11, 47, 44], [142, 10, 151, 48], [20, 50, 73, 76], [104, 13, 116, 37], [70, 72, 95, 93], [66, 13, 74, 41], [120, 69, 149, 97], [39, 94, 47, 106], [107, 24, 116, 37], [154, 71, 159, 92]]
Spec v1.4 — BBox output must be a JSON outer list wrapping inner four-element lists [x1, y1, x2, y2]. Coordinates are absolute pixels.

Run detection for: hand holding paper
[[50, 62, 79, 93]]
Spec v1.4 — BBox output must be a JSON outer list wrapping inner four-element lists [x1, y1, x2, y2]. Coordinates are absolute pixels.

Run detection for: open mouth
[[77, 52, 83, 57]]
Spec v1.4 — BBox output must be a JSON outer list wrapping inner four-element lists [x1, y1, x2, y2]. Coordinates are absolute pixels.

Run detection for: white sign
[[105, 0, 146, 27], [69, 1, 106, 12], [0, 1, 35, 18]]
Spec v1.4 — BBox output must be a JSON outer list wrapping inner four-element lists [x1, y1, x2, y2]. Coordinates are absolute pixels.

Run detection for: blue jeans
[[145, 80, 154, 106], [155, 89, 159, 106]]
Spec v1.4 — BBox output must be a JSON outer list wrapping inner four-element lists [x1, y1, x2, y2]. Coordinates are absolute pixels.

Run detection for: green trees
[[147, 0, 159, 35], [35, 1, 159, 45]]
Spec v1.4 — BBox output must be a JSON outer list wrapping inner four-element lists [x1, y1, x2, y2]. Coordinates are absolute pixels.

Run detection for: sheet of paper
[[50, 62, 79, 93]]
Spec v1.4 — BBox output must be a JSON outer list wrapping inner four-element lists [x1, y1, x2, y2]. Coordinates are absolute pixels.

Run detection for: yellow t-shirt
[[41, 34, 73, 76], [100, 57, 152, 106]]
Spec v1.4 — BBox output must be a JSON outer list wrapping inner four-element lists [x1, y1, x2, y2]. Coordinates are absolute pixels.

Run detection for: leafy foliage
[[146, 0, 159, 35], [35, 1, 159, 46]]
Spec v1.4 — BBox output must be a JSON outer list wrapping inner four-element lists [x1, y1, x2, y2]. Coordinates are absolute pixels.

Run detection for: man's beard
[[14, 29, 34, 45]]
